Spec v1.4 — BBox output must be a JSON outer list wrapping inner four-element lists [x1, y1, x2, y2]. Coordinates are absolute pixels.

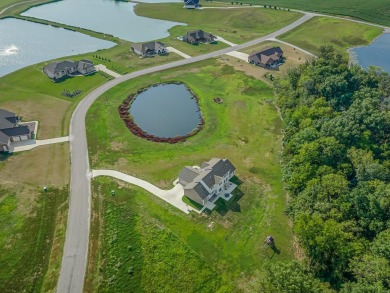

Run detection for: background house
[[0, 109, 33, 152], [183, 0, 200, 9], [179, 158, 236, 207], [248, 47, 284, 68], [183, 30, 216, 44], [131, 42, 166, 57], [43, 59, 95, 81]]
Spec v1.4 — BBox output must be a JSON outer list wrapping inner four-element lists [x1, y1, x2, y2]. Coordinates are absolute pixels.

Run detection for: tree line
[[248, 46, 389, 292]]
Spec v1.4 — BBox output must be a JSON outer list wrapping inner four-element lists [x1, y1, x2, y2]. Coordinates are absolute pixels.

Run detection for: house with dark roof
[[183, 0, 200, 9], [179, 158, 237, 207], [43, 59, 95, 81], [131, 42, 167, 57], [0, 109, 34, 152], [248, 47, 284, 68], [183, 30, 216, 44]]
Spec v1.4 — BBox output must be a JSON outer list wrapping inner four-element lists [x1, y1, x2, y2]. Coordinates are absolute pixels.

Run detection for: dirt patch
[[110, 141, 127, 152], [0, 97, 71, 139], [161, 68, 201, 79], [0, 143, 70, 187]]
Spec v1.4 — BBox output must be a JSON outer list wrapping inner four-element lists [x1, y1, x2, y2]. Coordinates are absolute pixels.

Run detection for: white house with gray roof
[[179, 158, 237, 207], [0, 109, 34, 152], [131, 41, 166, 57], [43, 59, 95, 81]]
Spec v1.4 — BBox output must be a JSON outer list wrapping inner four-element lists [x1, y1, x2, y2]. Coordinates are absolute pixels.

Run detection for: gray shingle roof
[[178, 166, 200, 185], [131, 42, 166, 54], [249, 47, 283, 65], [1, 126, 30, 137], [0, 131, 9, 144], [0, 109, 17, 129], [179, 158, 236, 202]]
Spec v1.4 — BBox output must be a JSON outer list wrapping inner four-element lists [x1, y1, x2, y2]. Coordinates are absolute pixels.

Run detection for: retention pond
[[119, 83, 203, 143], [350, 33, 390, 73]]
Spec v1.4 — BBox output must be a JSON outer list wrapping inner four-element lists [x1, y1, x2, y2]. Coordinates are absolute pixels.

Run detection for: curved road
[[57, 11, 388, 292]]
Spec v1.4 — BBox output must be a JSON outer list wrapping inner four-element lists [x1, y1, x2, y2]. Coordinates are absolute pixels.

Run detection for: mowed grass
[[85, 60, 294, 291], [0, 184, 68, 293], [135, 3, 302, 44], [0, 60, 109, 138], [279, 16, 383, 56], [217, 0, 390, 26]]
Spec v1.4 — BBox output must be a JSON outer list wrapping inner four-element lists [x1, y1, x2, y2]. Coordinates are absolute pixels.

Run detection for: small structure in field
[[183, 30, 216, 44], [248, 47, 284, 68], [43, 59, 95, 81], [213, 97, 223, 104], [131, 41, 167, 57], [264, 236, 275, 247]]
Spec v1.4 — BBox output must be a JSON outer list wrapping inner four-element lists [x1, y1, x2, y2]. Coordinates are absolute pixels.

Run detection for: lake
[[130, 83, 202, 138], [22, 0, 186, 42], [350, 33, 390, 73], [0, 18, 115, 77]]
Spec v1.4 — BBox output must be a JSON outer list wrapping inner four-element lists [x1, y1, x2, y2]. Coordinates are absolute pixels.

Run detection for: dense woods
[[271, 46, 390, 291]]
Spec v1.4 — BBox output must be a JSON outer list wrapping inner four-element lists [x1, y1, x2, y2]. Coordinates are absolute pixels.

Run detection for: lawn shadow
[[0, 152, 13, 161], [214, 187, 245, 216], [264, 244, 281, 259]]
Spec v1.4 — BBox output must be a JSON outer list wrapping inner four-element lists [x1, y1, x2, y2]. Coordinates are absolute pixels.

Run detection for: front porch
[[202, 181, 237, 211]]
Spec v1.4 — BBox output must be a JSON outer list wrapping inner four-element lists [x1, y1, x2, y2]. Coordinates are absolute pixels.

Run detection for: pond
[[22, 0, 186, 42], [350, 33, 390, 73], [120, 83, 203, 142], [0, 18, 115, 77]]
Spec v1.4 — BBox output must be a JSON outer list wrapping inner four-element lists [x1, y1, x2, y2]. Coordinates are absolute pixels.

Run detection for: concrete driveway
[[92, 169, 199, 214]]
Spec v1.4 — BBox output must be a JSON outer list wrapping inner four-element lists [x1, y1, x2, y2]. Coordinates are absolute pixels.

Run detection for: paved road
[[58, 10, 388, 292]]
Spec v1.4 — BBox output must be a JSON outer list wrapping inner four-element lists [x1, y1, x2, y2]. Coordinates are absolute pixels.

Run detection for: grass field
[[0, 183, 68, 293], [135, 3, 302, 45], [84, 60, 294, 292], [0, 0, 52, 18], [217, 0, 390, 26], [279, 16, 383, 56]]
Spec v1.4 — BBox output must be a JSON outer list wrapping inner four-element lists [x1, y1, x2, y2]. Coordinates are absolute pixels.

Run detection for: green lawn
[[0, 185, 68, 293], [217, 0, 390, 26], [135, 3, 302, 45], [279, 16, 383, 56], [84, 60, 294, 292], [0, 0, 53, 18]]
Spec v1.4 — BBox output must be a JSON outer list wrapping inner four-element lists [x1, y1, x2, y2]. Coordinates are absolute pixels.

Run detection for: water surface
[[22, 0, 186, 42], [0, 18, 115, 77], [130, 84, 202, 137], [351, 33, 390, 73]]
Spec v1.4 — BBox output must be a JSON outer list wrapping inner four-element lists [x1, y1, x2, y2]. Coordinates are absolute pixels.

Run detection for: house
[[248, 47, 284, 68], [179, 158, 237, 207], [43, 59, 95, 81], [0, 109, 34, 152], [183, 30, 216, 44], [183, 0, 200, 9], [131, 42, 167, 57]]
